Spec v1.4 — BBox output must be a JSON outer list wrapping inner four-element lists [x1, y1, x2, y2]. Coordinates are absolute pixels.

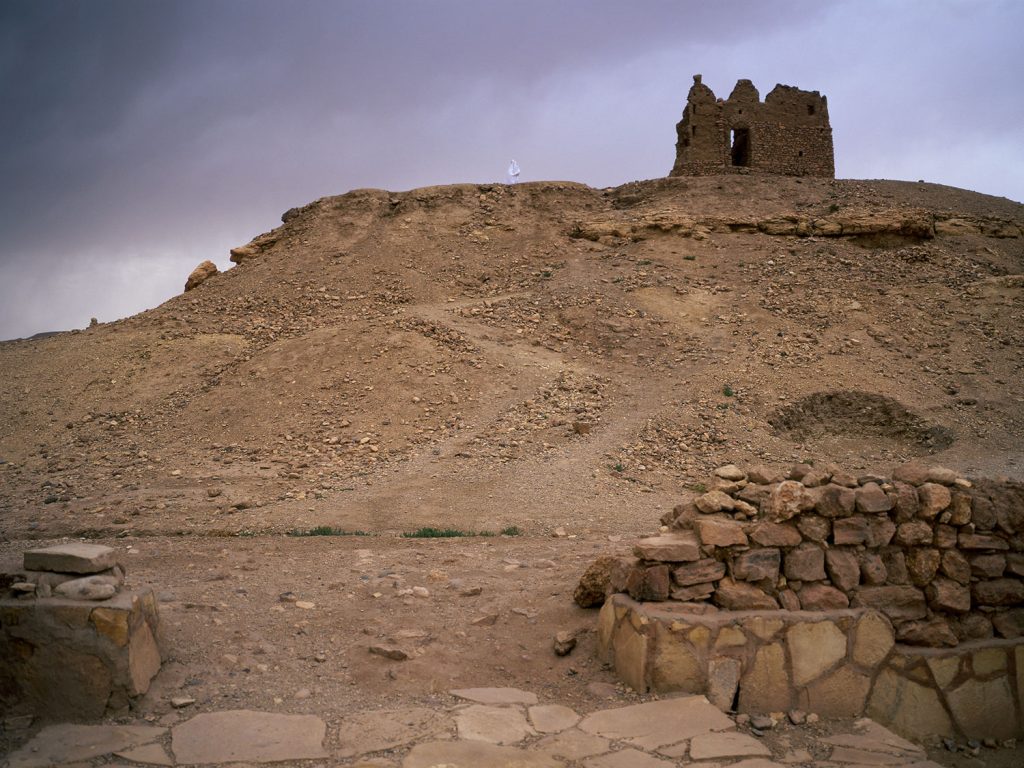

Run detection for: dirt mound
[[769, 390, 954, 455]]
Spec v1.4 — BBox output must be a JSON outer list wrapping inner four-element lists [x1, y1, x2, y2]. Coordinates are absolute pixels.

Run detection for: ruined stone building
[[670, 75, 834, 178]]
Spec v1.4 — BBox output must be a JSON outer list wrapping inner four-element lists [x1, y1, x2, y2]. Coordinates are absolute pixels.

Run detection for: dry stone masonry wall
[[597, 595, 1024, 741], [0, 544, 162, 720], [580, 461, 1024, 739], [606, 462, 1024, 647], [670, 74, 834, 178]]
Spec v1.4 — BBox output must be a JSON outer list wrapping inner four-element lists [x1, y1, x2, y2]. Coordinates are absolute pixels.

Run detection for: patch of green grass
[[612, 462, 625, 473], [683, 254, 696, 261], [828, 203, 840, 213], [287, 526, 370, 537], [402, 527, 476, 538], [687, 482, 708, 494], [500, 526, 523, 536], [722, 384, 735, 397]]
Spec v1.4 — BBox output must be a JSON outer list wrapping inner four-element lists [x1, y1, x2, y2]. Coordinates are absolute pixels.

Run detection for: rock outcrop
[[184, 260, 218, 291]]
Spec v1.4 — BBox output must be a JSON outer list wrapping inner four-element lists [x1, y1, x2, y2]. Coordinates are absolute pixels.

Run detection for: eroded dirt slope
[[2, 175, 1021, 541]]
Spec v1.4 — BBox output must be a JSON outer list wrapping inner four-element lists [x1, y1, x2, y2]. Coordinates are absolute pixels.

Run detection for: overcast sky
[[1, 0, 1022, 340]]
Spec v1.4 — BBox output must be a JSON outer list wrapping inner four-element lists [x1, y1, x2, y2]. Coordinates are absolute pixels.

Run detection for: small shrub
[[722, 384, 735, 397], [288, 526, 369, 537], [402, 527, 474, 538], [828, 203, 840, 213], [687, 482, 707, 493], [501, 526, 522, 536], [612, 462, 625, 473]]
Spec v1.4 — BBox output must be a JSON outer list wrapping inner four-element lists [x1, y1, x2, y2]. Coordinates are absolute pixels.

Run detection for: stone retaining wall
[[582, 461, 1024, 739], [598, 595, 1024, 740], [612, 462, 1024, 648]]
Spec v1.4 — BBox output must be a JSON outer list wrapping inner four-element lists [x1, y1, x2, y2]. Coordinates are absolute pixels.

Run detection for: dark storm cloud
[[0, 1, 1021, 340]]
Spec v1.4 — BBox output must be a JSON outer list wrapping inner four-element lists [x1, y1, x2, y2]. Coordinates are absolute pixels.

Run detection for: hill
[[3, 175, 1024, 755], [1, 174, 1022, 541]]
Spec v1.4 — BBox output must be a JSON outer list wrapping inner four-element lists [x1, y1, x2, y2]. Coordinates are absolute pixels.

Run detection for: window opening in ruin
[[730, 128, 750, 167], [807, 103, 815, 115]]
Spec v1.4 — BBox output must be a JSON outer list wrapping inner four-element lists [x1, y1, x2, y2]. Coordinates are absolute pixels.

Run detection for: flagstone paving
[[169, 710, 327, 764], [5, 725, 165, 768], [0, 688, 1003, 768]]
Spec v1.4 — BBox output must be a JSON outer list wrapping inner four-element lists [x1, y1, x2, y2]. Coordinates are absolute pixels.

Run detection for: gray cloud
[[1, 0, 1021, 340]]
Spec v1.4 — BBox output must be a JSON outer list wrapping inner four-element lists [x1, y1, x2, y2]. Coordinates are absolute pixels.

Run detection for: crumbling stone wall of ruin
[[670, 75, 835, 178], [580, 462, 1024, 649], [581, 461, 1024, 738]]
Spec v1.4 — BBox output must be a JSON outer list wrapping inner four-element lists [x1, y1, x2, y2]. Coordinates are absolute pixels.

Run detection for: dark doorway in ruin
[[730, 128, 750, 167]]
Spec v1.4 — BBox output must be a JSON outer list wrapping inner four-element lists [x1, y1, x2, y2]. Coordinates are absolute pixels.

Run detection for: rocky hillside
[[1, 175, 1022, 540]]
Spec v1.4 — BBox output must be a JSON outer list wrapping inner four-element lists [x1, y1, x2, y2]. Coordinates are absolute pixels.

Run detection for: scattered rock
[[184, 260, 219, 292], [553, 630, 577, 656], [369, 645, 409, 661]]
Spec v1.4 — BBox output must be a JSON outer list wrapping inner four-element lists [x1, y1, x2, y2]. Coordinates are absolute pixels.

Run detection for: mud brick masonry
[[578, 461, 1024, 740], [670, 75, 834, 178]]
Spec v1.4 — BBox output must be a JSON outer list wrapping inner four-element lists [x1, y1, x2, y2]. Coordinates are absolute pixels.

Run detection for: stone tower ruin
[[670, 75, 834, 178]]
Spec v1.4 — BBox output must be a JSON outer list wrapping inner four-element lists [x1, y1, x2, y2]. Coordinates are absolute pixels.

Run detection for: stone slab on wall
[[0, 589, 162, 720], [599, 594, 1024, 741]]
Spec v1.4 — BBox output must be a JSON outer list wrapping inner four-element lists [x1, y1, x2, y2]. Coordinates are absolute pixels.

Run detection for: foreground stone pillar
[[0, 544, 162, 720]]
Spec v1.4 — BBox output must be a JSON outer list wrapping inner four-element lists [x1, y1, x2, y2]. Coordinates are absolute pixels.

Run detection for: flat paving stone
[[171, 709, 327, 764], [5, 724, 165, 768], [583, 747, 676, 767], [578, 695, 734, 750], [529, 704, 581, 733], [654, 741, 690, 759], [825, 720, 925, 758], [729, 760, 788, 768], [335, 706, 452, 757], [689, 731, 771, 760], [114, 743, 174, 766], [455, 703, 533, 744], [450, 686, 539, 705], [403, 740, 564, 767], [536, 729, 611, 760], [827, 746, 917, 765]]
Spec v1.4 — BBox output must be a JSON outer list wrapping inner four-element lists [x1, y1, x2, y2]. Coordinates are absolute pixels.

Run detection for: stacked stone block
[[612, 462, 1024, 648], [598, 595, 1024, 740], [0, 544, 162, 719]]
